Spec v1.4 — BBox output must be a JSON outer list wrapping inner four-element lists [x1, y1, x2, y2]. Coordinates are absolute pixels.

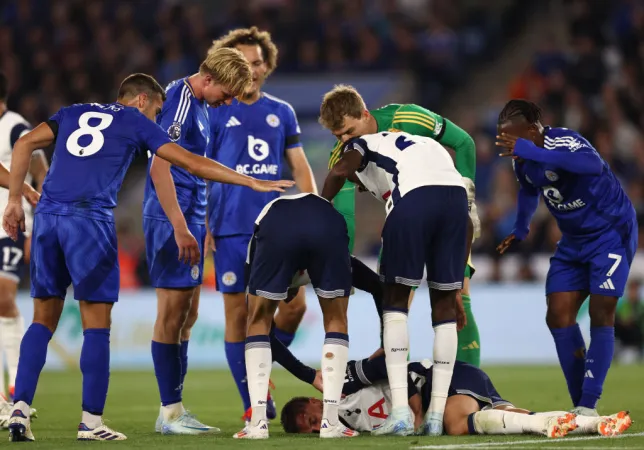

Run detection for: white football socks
[[472, 410, 547, 434], [0, 315, 23, 389], [245, 337, 272, 426], [81, 411, 103, 429], [427, 321, 457, 418], [383, 310, 409, 410], [161, 402, 185, 421], [321, 334, 349, 426]]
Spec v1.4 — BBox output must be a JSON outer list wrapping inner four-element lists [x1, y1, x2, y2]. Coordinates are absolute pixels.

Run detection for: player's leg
[[214, 235, 254, 416], [577, 240, 636, 415], [422, 186, 469, 436], [456, 266, 481, 366], [545, 243, 589, 408], [10, 213, 69, 442], [0, 234, 27, 400], [273, 287, 306, 347]]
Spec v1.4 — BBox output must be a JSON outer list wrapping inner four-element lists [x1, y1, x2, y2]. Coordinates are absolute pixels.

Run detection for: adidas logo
[[599, 279, 615, 290], [226, 116, 241, 127], [461, 341, 480, 350], [585, 370, 594, 379]]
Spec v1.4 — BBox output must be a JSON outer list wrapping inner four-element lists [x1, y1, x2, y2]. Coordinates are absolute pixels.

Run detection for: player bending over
[[322, 132, 471, 436], [3, 72, 293, 442], [0, 73, 49, 404], [280, 355, 632, 438], [320, 85, 481, 367], [234, 193, 357, 439], [496, 100, 638, 417], [207, 27, 317, 423]]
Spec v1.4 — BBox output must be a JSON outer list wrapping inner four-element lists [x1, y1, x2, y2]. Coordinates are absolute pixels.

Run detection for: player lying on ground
[[495, 100, 638, 417], [322, 131, 471, 436], [0, 73, 49, 404], [143, 47, 262, 436], [207, 27, 317, 423], [320, 85, 481, 366], [2, 72, 293, 443], [278, 353, 632, 438], [234, 193, 357, 439]]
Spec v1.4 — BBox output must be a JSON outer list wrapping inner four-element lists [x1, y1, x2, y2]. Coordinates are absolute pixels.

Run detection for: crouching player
[[234, 193, 358, 439], [280, 356, 632, 438]]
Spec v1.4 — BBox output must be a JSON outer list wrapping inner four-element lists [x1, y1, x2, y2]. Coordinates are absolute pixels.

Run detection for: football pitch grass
[[17, 364, 644, 449]]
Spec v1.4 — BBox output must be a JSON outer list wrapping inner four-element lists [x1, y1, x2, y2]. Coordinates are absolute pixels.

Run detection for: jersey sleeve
[[46, 108, 66, 139], [328, 140, 356, 252], [283, 104, 301, 151], [157, 85, 191, 144], [135, 112, 172, 154], [391, 104, 445, 140]]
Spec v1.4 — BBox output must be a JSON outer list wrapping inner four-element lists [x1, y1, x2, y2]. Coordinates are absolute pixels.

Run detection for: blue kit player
[[207, 27, 317, 422], [322, 132, 471, 437], [233, 193, 357, 440], [143, 47, 293, 435], [495, 99, 638, 417], [2, 72, 294, 442]]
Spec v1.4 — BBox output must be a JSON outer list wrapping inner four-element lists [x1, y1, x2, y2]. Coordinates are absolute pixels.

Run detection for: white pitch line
[[410, 432, 644, 449]]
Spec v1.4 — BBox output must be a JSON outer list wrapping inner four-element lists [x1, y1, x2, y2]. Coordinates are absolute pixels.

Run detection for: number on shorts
[[607, 253, 622, 277], [2, 247, 23, 271], [66, 111, 114, 157]]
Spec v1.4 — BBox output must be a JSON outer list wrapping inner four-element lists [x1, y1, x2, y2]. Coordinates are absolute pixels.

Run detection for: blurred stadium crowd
[[1, 0, 643, 287]]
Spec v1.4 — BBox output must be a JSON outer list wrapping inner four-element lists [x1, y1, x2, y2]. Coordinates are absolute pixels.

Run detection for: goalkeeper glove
[[463, 177, 481, 240]]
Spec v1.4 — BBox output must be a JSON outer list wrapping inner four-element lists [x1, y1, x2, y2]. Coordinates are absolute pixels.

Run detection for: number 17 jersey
[[37, 103, 172, 221]]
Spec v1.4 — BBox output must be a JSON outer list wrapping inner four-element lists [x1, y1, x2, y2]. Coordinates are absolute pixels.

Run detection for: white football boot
[[544, 413, 578, 438], [77, 421, 127, 441], [233, 419, 269, 439], [371, 406, 414, 436], [319, 418, 359, 438], [8, 404, 34, 442], [161, 411, 219, 435]]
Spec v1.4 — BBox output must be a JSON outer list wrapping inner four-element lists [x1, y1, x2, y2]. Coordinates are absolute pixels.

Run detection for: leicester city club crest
[[266, 114, 280, 128], [545, 170, 559, 182]]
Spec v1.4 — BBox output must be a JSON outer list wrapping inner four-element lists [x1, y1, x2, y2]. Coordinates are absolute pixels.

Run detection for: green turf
[[13, 365, 644, 448]]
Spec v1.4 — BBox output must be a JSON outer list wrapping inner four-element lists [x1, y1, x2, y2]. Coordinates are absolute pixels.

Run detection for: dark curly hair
[[280, 397, 310, 433], [498, 99, 543, 125]]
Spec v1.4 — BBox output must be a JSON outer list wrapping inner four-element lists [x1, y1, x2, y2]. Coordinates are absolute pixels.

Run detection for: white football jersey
[[348, 132, 465, 215], [0, 111, 36, 238]]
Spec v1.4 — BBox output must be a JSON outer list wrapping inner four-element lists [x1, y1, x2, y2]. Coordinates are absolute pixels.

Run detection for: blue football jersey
[[207, 93, 301, 236], [37, 102, 171, 221], [513, 127, 635, 238], [143, 78, 210, 224]]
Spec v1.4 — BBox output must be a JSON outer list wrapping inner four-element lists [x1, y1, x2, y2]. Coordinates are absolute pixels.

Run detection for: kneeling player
[[281, 356, 632, 438], [234, 193, 358, 440]]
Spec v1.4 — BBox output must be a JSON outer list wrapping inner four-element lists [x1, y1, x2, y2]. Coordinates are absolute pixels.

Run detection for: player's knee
[[281, 299, 307, 324], [33, 297, 65, 333], [545, 307, 575, 329], [588, 300, 617, 327], [444, 418, 469, 436], [430, 289, 457, 321]]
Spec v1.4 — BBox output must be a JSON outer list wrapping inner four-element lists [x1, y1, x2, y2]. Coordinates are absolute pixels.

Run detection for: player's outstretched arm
[[0, 163, 41, 207], [8, 122, 54, 202], [321, 149, 363, 201], [496, 185, 540, 255], [156, 143, 294, 192], [28, 150, 49, 193], [286, 146, 318, 194]]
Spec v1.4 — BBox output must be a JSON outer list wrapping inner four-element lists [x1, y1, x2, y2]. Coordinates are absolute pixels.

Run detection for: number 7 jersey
[[37, 103, 171, 221]]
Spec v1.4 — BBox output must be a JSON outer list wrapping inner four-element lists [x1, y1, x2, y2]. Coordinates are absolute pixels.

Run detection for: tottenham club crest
[[222, 271, 237, 286], [545, 170, 559, 182], [168, 122, 182, 141], [266, 114, 280, 128]]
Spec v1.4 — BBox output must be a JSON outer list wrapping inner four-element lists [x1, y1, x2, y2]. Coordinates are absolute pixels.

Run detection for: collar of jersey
[[183, 78, 196, 97]]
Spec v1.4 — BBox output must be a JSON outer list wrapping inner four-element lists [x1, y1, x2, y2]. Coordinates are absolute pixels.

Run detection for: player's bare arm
[[0, 163, 39, 207], [156, 142, 294, 192], [149, 155, 200, 266], [28, 151, 48, 193], [3, 122, 54, 240], [321, 149, 363, 201], [285, 146, 317, 194]]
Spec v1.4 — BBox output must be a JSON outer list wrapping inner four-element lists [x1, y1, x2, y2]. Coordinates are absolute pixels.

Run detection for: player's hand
[[496, 233, 516, 255], [173, 226, 200, 266], [22, 185, 40, 208], [250, 178, 295, 193], [455, 290, 467, 331], [2, 201, 25, 242], [312, 370, 323, 393], [496, 133, 520, 158]]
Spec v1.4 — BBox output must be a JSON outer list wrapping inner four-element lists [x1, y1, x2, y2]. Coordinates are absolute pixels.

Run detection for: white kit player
[[321, 131, 472, 436], [0, 73, 48, 410]]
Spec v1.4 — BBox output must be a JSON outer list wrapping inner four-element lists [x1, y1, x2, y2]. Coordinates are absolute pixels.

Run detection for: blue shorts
[[247, 195, 352, 300], [546, 221, 638, 298], [213, 234, 250, 293], [417, 361, 512, 412], [380, 186, 468, 289], [0, 232, 26, 283], [144, 218, 205, 289], [30, 213, 119, 301]]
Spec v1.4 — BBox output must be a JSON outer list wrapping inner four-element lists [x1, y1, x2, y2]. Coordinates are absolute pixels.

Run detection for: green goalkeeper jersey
[[328, 103, 476, 254]]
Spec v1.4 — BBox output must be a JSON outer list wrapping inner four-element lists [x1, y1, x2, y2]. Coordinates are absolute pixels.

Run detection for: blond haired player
[[142, 47, 255, 435], [320, 85, 481, 367]]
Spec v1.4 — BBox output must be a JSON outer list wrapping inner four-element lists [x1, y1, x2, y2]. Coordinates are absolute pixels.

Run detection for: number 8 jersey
[[37, 103, 171, 221]]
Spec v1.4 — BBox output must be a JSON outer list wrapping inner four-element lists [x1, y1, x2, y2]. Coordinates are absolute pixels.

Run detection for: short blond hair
[[319, 84, 367, 130], [209, 26, 278, 77], [199, 47, 252, 97]]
